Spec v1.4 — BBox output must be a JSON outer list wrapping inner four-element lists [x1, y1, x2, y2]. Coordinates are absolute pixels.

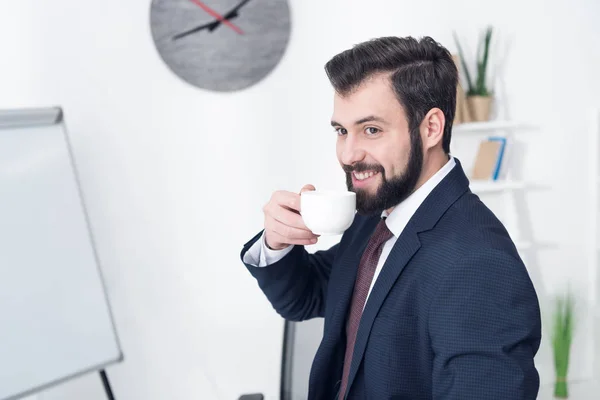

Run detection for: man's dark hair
[[324, 36, 457, 154]]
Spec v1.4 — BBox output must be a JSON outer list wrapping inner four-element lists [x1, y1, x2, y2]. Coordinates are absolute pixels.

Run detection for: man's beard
[[343, 132, 423, 215]]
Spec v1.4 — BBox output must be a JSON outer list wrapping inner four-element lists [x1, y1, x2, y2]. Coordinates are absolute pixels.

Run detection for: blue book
[[487, 136, 507, 180]]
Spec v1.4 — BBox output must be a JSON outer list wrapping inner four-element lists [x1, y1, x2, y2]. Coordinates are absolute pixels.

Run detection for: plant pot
[[466, 95, 493, 122], [554, 377, 568, 398]]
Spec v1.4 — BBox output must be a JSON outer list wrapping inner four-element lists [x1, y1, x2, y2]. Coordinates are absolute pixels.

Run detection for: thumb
[[300, 184, 316, 194]]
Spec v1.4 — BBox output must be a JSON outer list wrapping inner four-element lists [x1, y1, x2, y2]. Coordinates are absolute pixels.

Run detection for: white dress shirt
[[243, 157, 456, 304]]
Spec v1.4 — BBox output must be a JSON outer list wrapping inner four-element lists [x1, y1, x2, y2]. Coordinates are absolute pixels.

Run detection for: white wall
[[1, 0, 600, 399]]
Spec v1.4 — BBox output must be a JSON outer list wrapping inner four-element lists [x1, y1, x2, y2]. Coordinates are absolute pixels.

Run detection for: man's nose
[[340, 134, 366, 166]]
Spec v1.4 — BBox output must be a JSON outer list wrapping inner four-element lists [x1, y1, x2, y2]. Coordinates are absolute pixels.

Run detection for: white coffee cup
[[300, 190, 356, 235]]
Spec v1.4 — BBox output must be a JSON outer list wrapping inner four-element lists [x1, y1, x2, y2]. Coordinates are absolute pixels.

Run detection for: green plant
[[552, 291, 575, 398], [453, 26, 494, 97]]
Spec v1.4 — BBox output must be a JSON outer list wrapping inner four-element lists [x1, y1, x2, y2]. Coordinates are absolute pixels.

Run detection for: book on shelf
[[471, 136, 508, 181]]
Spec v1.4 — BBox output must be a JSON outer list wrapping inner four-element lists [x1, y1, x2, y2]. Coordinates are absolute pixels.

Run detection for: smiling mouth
[[353, 170, 380, 181]]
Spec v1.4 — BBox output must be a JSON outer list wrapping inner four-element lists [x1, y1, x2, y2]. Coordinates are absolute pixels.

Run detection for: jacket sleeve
[[429, 247, 542, 400], [240, 230, 339, 321], [242, 230, 294, 267]]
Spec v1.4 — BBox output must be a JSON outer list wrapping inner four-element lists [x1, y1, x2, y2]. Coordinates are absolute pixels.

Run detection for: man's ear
[[420, 108, 445, 150]]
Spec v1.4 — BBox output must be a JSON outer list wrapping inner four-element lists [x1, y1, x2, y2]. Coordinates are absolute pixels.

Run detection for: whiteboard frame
[[0, 107, 123, 400]]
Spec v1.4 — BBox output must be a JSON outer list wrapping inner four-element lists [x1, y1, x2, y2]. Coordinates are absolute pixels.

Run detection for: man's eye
[[335, 127, 348, 136], [365, 127, 380, 135]]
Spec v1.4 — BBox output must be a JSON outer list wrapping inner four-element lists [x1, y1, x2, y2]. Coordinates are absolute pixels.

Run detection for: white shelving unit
[[469, 179, 526, 193], [458, 111, 600, 398], [514, 241, 557, 250], [453, 119, 551, 251], [455, 119, 563, 395], [589, 109, 600, 306], [588, 108, 600, 387], [453, 120, 538, 134]]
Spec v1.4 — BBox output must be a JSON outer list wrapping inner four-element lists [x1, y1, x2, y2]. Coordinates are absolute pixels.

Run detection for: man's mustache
[[342, 163, 385, 174]]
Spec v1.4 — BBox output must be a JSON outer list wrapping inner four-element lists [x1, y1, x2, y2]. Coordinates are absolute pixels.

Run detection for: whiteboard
[[0, 108, 122, 400]]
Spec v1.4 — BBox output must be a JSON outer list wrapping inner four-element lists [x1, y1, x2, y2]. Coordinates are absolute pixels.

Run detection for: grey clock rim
[[148, 0, 293, 93]]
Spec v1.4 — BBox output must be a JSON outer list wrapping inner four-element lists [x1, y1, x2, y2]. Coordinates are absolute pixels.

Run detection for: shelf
[[453, 120, 537, 134], [515, 241, 557, 250], [469, 180, 526, 193], [515, 241, 533, 250]]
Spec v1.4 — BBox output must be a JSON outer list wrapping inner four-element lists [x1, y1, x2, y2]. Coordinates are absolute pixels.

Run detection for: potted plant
[[453, 26, 494, 122], [551, 291, 575, 398]]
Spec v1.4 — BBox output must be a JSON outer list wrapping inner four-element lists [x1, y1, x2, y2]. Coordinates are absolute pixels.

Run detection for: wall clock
[[150, 0, 291, 92]]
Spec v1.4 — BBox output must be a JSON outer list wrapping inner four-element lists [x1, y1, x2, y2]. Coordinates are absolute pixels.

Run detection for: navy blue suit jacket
[[241, 159, 541, 399]]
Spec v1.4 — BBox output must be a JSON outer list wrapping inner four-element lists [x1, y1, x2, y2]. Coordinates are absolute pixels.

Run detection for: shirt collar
[[382, 156, 456, 237]]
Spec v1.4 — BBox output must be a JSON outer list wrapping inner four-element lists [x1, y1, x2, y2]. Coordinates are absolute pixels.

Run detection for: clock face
[[150, 0, 291, 92]]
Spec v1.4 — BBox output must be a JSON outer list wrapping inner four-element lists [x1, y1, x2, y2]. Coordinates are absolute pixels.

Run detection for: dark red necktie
[[338, 218, 393, 398]]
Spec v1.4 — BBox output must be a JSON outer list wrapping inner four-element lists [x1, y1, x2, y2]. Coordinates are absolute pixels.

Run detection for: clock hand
[[208, 19, 223, 32], [228, 0, 252, 14], [220, 10, 239, 24], [172, 0, 251, 41], [172, 12, 241, 40], [188, 0, 243, 35], [172, 21, 219, 40]]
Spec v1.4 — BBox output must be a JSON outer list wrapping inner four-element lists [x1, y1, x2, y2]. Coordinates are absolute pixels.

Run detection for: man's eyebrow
[[330, 115, 387, 127], [354, 115, 387, 125]]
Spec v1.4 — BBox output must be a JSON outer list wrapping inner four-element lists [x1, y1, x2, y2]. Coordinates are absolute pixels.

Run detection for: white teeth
[[354, 171, 377, 181]]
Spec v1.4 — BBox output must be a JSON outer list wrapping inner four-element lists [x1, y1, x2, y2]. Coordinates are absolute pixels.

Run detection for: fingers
[[271, 190, 302, 213], [270, 185, 316, 213], [266, 229, 318, 246], [264, 201, 311, 231], [263, 185, 319, 248], [267, 219, 316, 241], [300, 184, 316, 194]]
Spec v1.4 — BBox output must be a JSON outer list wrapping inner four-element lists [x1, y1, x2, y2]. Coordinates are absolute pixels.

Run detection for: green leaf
[[453, 31, 474, 94], [551, 291, 575, 380], [456, 26, 493, 97]]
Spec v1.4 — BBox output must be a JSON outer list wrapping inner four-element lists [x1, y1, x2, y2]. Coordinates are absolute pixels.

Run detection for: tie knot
[[371, 218, 393, 247]]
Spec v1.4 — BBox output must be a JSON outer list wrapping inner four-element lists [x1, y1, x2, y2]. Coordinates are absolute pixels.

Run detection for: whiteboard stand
[[100, 370, 116, 400], [0, 107, 123, 400]]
